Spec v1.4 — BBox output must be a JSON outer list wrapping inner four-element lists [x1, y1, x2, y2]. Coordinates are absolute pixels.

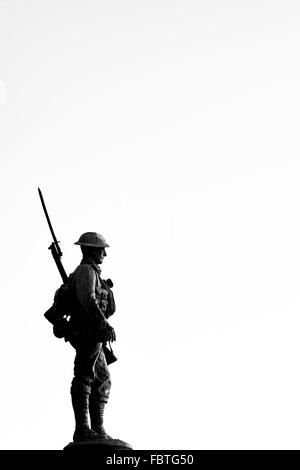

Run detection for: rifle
[[39, 187, 72, 328]]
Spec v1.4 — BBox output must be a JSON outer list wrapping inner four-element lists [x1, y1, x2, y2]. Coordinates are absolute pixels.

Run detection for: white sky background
[[0, 0, 300, 450]]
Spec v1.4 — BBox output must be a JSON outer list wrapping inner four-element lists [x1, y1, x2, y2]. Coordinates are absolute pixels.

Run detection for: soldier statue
[[39, 189, 132, 449], [66, 232, 116, 442]]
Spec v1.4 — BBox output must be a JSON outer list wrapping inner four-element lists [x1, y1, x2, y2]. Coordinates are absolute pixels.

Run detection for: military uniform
[[68, 233, 115, 442]]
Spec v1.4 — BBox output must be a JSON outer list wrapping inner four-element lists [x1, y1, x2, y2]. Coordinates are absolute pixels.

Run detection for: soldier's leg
[[89, 345, 112, 438], [71, 340, 102, 442]]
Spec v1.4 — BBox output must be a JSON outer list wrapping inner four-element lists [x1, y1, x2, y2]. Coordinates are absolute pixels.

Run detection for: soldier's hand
[[104, 322, 116, 342]]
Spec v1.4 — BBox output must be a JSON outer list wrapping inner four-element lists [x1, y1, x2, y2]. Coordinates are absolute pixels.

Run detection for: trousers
[[70, 336, 111, 402]]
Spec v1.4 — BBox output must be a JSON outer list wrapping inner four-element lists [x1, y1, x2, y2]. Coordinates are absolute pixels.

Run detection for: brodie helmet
[[74, 232, 110, 248]]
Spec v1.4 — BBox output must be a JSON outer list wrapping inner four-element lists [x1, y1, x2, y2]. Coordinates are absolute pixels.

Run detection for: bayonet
[[38, 188, 68, 284]]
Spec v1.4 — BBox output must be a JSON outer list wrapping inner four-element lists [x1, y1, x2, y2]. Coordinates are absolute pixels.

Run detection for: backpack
[[44, 277, 76, 338]]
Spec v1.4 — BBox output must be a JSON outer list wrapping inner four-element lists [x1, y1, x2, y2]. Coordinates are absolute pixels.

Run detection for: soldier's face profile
[[93, 247, 107, 264]]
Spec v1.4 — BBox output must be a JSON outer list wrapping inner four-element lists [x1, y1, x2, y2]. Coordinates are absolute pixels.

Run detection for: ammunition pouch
[[99, 278, 116, 319]]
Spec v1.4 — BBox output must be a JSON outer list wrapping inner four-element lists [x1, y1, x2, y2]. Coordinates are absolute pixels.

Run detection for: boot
[[71, 381, 100, 442], [89, 395, 112, 440]]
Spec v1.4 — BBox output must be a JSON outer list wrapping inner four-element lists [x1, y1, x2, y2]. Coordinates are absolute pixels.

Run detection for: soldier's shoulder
[[73, 263, 96, 277]]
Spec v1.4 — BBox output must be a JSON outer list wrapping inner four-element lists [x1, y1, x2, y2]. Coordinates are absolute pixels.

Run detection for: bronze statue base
[[63, 437, 133, 451]]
